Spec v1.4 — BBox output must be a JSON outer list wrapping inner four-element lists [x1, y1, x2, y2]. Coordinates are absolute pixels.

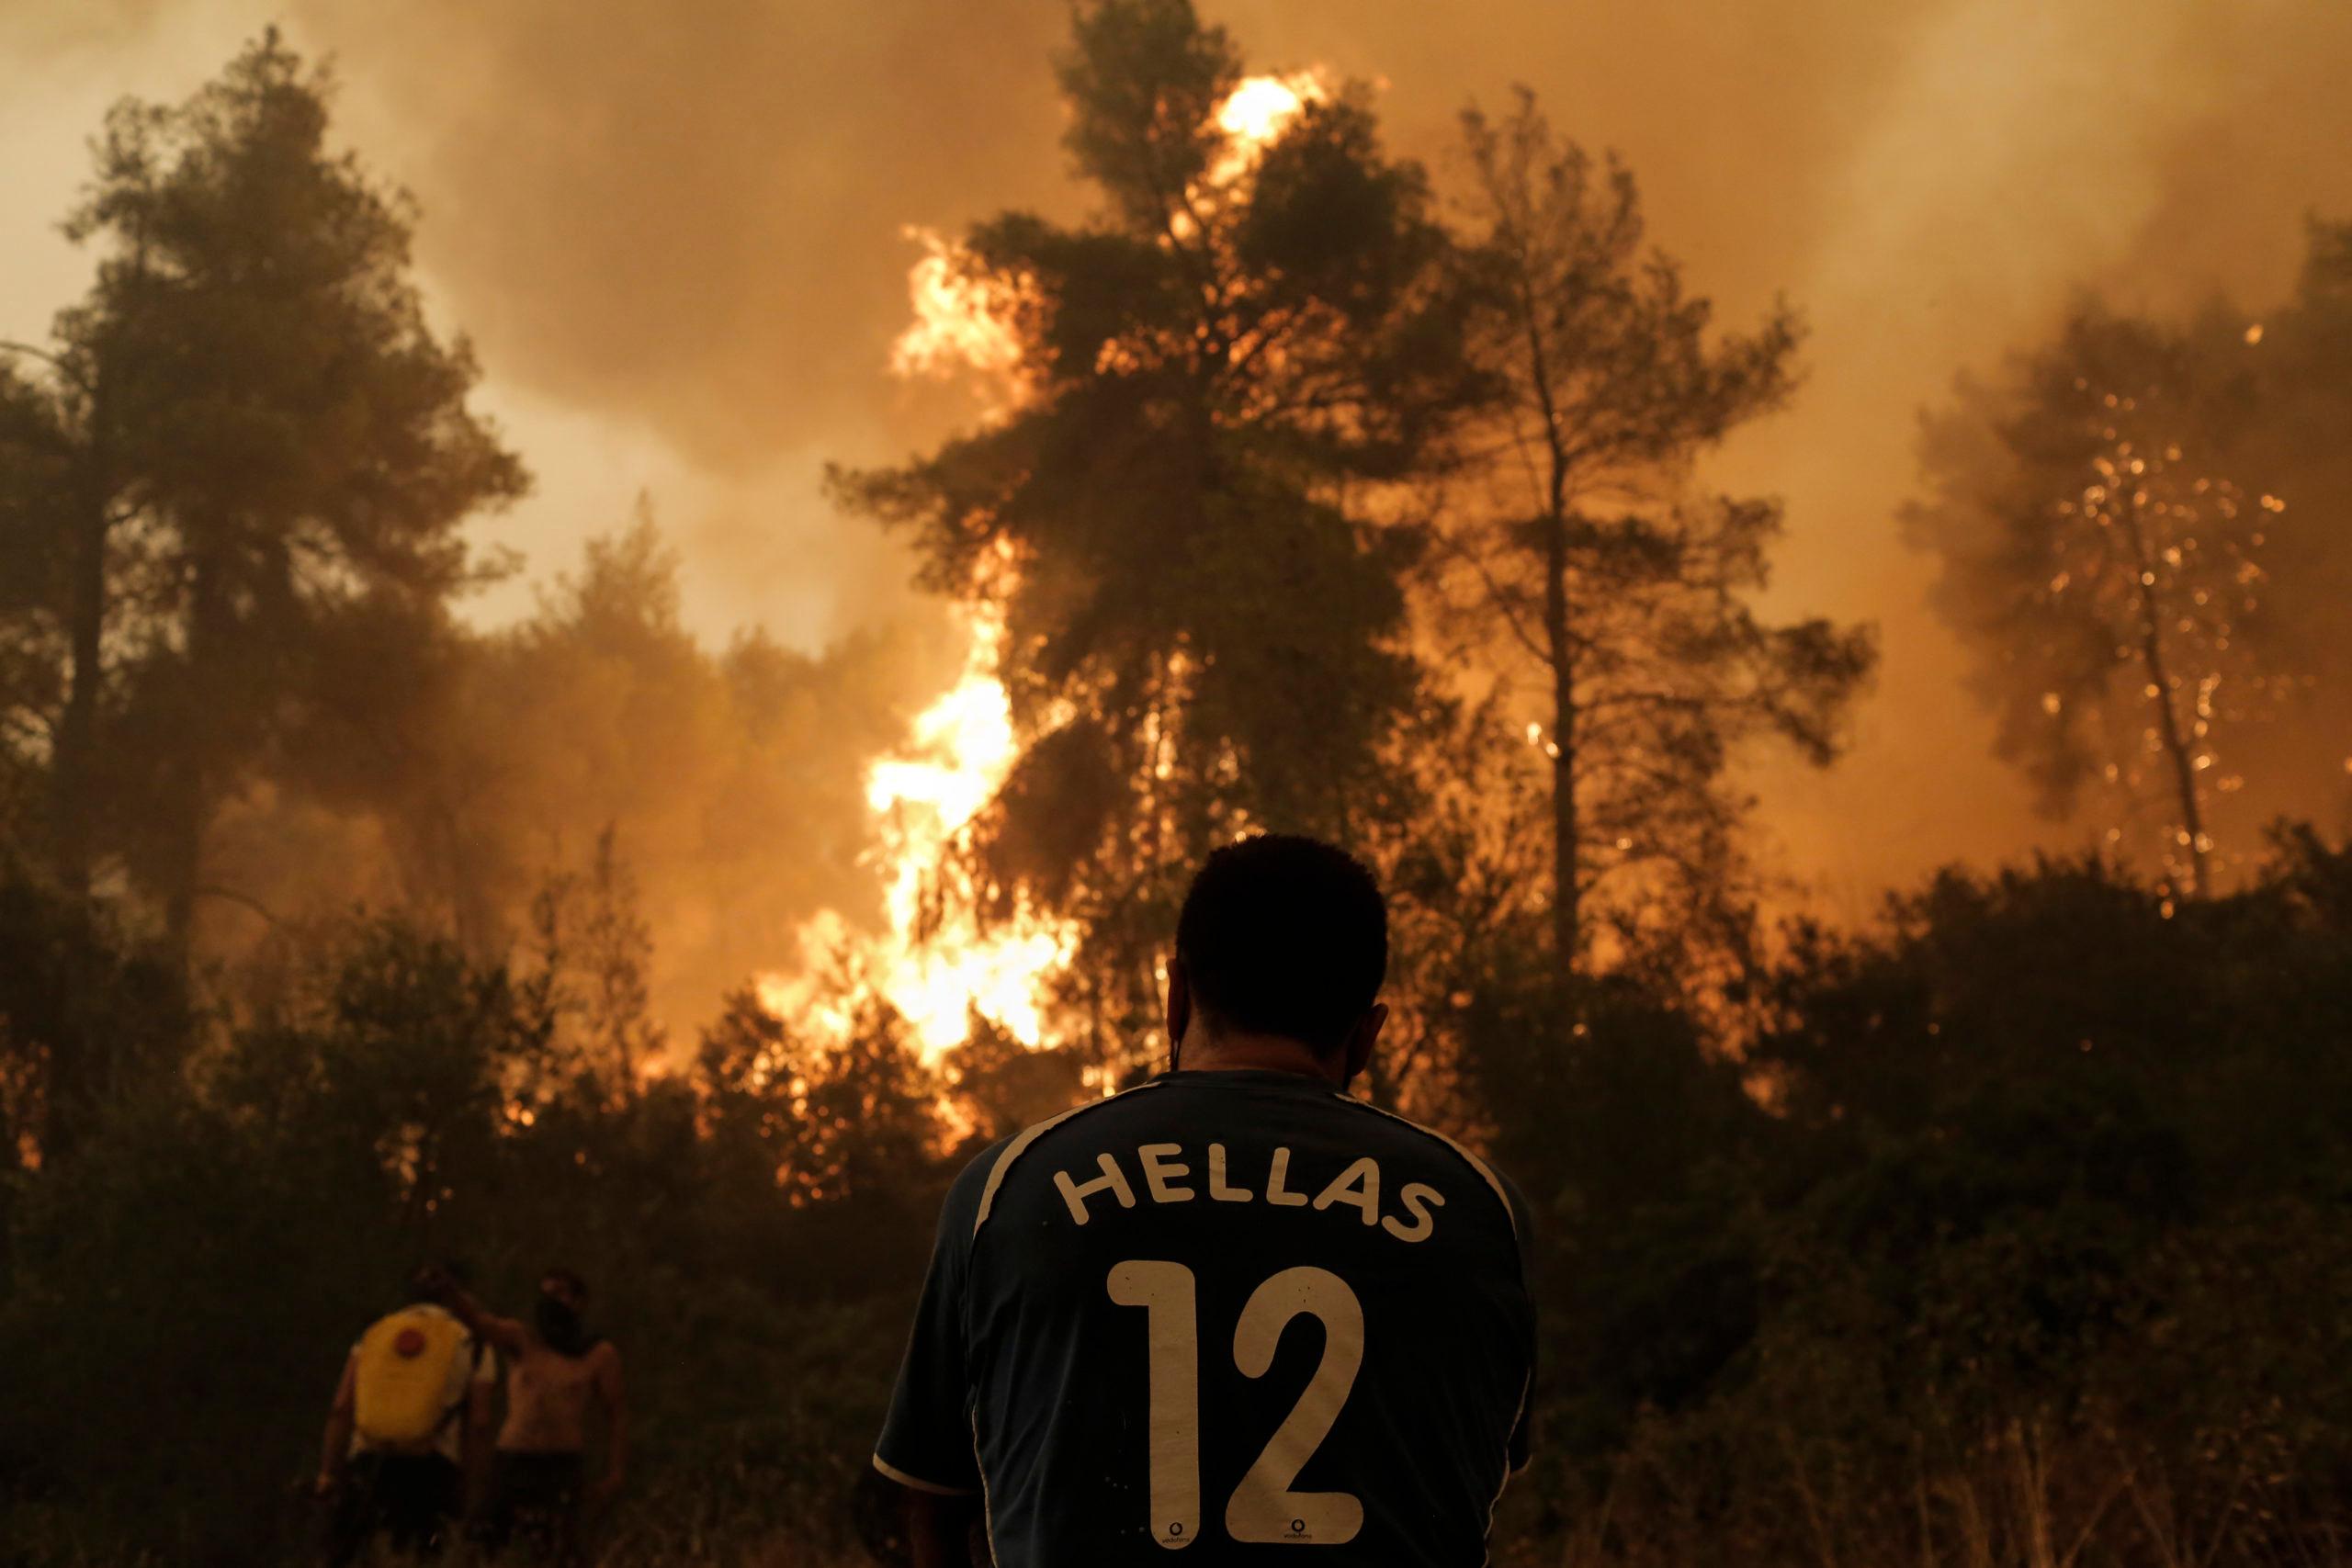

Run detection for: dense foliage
[[832, 0, 1489, 1071], [6, 834, 2352, 1565], [0, 32, 525, 940]]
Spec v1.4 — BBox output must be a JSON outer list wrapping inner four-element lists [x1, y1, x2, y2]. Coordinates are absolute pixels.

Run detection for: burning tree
[[1436, 95, 1874, 987], [1906, 307, 2278, 898], [833, 0, 1484, 1070]]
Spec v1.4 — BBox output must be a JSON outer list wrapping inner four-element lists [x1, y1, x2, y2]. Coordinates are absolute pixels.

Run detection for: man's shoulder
[[944, 1080, 1174, 1238], [1318, 1093, 1532, 1241], [418, 1301, 483, 1348]]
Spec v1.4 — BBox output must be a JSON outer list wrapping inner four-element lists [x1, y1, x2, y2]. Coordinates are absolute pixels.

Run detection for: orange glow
[[759, 581, 1076, 1066], [889, 225, 1033, 413], [858, 592, 1076, 1057], [887, 72, 1325, 403], [763, 72, 1342, 1068], [1209, 70, 1327, 183], [752, 73, 1340, 1068]]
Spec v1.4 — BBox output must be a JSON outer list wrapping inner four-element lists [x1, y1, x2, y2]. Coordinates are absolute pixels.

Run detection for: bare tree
[[1905, 307, 2278, 898], [1440, 92, 1874, 986]]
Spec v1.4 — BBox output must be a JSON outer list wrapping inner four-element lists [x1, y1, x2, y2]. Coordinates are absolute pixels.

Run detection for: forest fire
[[756, 592, 1075, 1064], [890, 226, 1031, 411], [1209, 70, 1326, 181], [761, 73, 1335, 1064], [16, 8, 2352, 1566]]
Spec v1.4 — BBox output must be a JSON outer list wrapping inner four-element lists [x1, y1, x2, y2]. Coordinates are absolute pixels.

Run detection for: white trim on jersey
[[971, 1081, 1166, 1239], [871, 1452, 980, 1497], [972, 1406, 1002, 1567], [1327, 1091, 1520, 1239], [1336, 1090, 1531, 1563], [1480, 1365, 1537, 1566]]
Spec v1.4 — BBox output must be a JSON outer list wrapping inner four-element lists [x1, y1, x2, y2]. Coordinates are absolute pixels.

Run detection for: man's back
[[877, 1068, 1534, 1566]]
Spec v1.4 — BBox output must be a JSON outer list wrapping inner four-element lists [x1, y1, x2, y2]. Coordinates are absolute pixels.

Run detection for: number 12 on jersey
[[1107, 1260, 1366, 1549]]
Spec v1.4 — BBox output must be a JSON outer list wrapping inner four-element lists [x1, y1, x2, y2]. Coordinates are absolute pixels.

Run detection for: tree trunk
[[1506, 237, 1584, 991], [2136, 612, 2210, 898], [2121, 496, 2210, 897], [1542, 511, 1579, 983], [163, 547, 229, 964], [50, 478, 107, 901], [48, 363, 113, 901]]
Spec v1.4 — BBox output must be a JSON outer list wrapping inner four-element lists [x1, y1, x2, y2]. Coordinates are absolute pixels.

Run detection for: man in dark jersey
[[875, 833, 1535, 1566]]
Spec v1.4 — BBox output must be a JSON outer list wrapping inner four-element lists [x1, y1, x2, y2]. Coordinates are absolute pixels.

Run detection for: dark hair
[[405, 1259, 466, 1303], [541, 1266, 589, 1302], [1174, 833, 1387, 1054]]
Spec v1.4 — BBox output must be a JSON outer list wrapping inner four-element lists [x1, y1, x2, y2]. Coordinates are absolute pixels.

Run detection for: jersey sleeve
[[873, 1149, 1000, 1496], [1499, 1168, 1539, 1475], [1507, 1366, 1535, 1474]]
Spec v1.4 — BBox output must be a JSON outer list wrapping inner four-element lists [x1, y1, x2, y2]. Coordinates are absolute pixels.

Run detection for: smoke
[[1204, 0, 2352, 912], [1724, 0, 2352, 909], [7, 0, 2352, 933]]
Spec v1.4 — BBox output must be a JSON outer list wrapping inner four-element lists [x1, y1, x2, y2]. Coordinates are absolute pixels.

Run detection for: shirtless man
[[428, 1266, 627, 1565]]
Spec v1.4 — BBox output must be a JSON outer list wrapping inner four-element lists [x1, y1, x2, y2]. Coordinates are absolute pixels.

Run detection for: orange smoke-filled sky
[[6, 0, 2350, 917]]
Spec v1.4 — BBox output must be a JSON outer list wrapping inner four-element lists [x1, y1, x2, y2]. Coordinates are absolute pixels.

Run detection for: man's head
[[1169, 833, 1388, 1084], [406, 1259, 466, 1305], [539, 1267, 589, 1312], [537, 1266, 594, 1354]]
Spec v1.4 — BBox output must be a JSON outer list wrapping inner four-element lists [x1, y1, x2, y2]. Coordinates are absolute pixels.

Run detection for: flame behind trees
[[757, 578, 1078, 1066], [834, 0, 1484, 1074], [891, 228, 1034, 408], [754, 29, 1354, 1083], [840, 5, 1887, 1062], [1906, 309, 2290, 898]]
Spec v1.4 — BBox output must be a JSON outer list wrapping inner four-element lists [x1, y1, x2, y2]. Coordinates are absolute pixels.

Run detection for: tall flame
[[890, 226, 1033, 415], [886, 73, 1327, 395], [761, 74, 1331, 1063], [1207, 70, 1326, 184], [760, 587, 1076, 1065]]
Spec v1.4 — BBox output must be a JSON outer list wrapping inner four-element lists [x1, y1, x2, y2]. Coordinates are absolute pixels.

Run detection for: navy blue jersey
[[875, 1068, 1536, 1566]]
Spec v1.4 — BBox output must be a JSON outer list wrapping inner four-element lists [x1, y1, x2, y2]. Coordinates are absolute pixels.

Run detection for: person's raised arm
[[591, 1342, 628, 1507], [423, 1266, 528, 1356], [315, 1350, 357, 1496]]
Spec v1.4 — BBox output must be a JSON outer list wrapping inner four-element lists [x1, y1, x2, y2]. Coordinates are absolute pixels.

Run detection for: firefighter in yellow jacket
[[313, 1262, 497, 1564]]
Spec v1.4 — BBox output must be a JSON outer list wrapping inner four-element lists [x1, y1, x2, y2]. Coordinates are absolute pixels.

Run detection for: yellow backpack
[[352, 1306, 469, 1452]]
